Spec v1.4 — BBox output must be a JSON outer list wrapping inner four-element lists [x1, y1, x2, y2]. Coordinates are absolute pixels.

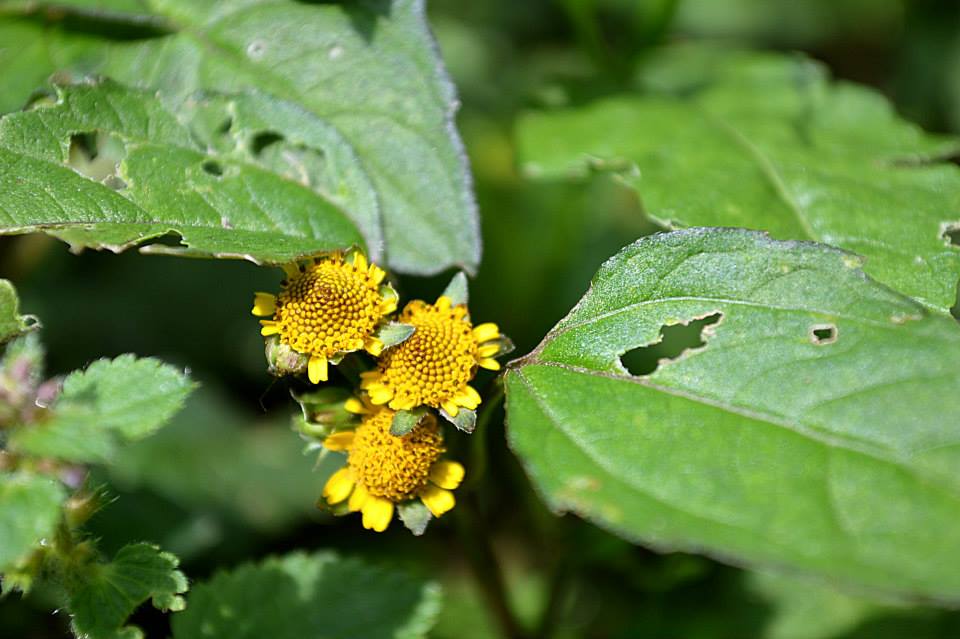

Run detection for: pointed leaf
[[441, 272, 469, 306], [378, 322, 417, 350], [0, 279, 36, 344], [440, 407, 476, 434], [506, 228, 960, 601], [391, 407, 430, 437], [398, 500, 433, 536]]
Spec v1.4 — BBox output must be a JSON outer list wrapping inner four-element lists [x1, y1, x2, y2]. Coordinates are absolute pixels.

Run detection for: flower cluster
[[252, 250, 509, 533]]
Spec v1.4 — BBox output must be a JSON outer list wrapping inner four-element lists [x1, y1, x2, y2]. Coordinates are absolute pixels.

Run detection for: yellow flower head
[[359, 296, 502, 417], [252, 251, 397, 384], [322, 403, 464, 532]]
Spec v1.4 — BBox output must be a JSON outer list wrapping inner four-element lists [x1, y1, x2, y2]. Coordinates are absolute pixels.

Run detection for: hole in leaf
[[68, 131, 126, 184], [942, 223, 960, 248], [201, 160, 223, 177], [251, 132, 285, 157], [810, 324, 838, 345], [621, 313, 722, 376], [216, 118, 233, 135]]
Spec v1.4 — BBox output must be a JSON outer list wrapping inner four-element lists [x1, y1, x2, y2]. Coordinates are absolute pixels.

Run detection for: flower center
[[275, 260, 383, 357], [376, 301, 478, 407], [347, 410, 445, 501]]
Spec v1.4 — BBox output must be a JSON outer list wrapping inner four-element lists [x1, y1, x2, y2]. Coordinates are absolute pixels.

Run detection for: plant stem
[[455, 490, 528, 639]]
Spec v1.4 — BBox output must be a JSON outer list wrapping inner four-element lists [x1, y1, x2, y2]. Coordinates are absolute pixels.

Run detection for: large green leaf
[[171, 551, 442, 639], [0, 279, 34, 343], [10, 354, 195, 463], [0, 472, 65, 571], [68, 542, 188, 639], [518, 51, 960, 312], [505, 228, 960, 601], [0, 0, 480, 274], [0, 79, 364, 263]]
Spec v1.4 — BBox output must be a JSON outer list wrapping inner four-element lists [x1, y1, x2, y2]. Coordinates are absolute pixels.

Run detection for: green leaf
[[441, 407, 476, 433], [0, 79, 364, 264], [0, 279, 35, 344], [441, 271, 469, 306], [378, 322, 417, 350], [0, 472, 65, 571], [397, 500, 433, 536], [68, 542, 188, 639], [10, 354, 195, 463], [171, 551, 442, 639], [518, 50, 960, 312], [0, 0, 480, 275], [505, 228, 960, 601], [391, 407, 430, 436]]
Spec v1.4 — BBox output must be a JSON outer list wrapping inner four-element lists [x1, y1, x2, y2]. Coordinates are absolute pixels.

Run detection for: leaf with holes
[[518, 50, 960, 312], [0, 79, 365, 263], [68, 542, 188, 639], [0, 0, 479, 274], [9, 354, 195, 463], [0, 473, 66, 572], [171, 551, 442, 639], [506, 228, 960, 601]]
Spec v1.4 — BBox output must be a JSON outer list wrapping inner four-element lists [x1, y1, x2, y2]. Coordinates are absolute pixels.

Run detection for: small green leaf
[[68, 542, 188, 639], [0, 472, 65, 572], [391, 407, 430, 437], [518, 50, 960, 312], [378, 322, 417, 350], [398, 500, 433, 536], [10, 354, 195, 463], [170, 551, 442, 639], [506, 228, 960, 601], [0, 279, 36, 344], [440, 407, 476, 434], [441, 272, 469, 306]]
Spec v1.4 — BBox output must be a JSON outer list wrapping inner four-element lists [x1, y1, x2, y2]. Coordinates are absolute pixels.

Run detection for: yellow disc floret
[[252, 252, 396, 384], [321, 405, 465, 532], [361, 296, 502, 416]]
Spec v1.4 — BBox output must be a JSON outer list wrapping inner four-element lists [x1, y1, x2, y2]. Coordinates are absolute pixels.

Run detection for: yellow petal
[[251, 292, 276, 317], [477, 343, 500, 358], [260, 322, 281, 336], [473, 323, 500, 343], [364, 337, 384, 357], [429, 460, 465, 490], [344, 398, 367, 415], [359, 371, 380, 389], [369, 265, 386, 285], [478, 358, 501, 371], [441, 399, 460, 417], [380, 298, 398, 315], [323, 431, 355, 451], [352, 251, 368, 272], [389, 395, 417, 411], [369, 385, 394, 405], [308, 355, 329, 384], [361, 496, 394, 532], [282, 264, 300, 279], [420, 485, 456, 517], [348, 482, 369, 512], [436, 296, 452, 311], [464, 385, 482, 405], [322, 468, 354, 504]]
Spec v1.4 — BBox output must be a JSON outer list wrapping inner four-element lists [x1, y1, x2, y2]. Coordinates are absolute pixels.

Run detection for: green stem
[[455, 495, 529, 639]]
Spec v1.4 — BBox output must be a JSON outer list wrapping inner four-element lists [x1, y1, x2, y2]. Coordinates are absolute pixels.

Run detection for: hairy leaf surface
[[0, 473, 65, 571], [172, 551, 442, 639], [0, 0, 480, 274], [506, 228, 960, 600], [68, 542, 188, 639], [518, 51, 960, 312], [10, 354, 195, 463]]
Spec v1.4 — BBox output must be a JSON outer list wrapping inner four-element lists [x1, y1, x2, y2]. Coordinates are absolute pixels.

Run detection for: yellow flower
[[322, 403, 464, 532], [359, 296, 502, 417], [252, 251, 397, 384]]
